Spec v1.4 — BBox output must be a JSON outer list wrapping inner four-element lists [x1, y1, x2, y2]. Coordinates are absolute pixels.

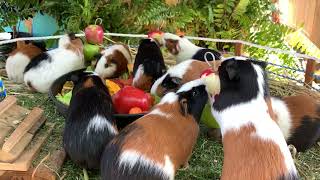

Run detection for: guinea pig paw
[[180, 162, 190, 170], [288, 144, 297, 159]]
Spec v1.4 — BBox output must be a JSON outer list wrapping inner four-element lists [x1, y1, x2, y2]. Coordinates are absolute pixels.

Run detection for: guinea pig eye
[[105, 63, 109, 68], [192, 90, 198, 96]]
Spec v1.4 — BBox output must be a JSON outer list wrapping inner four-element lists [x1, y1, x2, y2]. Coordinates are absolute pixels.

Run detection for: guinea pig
[[23, 33, 85, 93], [100, 78, 208, 180], [151, 32, 222, 64], [151, 59, 212, 97], [270, 94, 320, 152], [63, 71, 118, 169], [94, 44, 132, 79], [5, 40, 46, 83], [205, 57, 298, 180], [133, 38, 166, 91]]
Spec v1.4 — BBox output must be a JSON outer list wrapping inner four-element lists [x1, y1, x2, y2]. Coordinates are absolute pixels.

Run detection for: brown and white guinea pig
[[132, 38, 166, 91], [63, 71, 118, 169], [151, 32, 222, 64], [100, 78, 208, 180], [206, 57, 298, 180], [270, 95, 320, 152], [5, 40, 46, 83], [94, 44, 132, 79], [23, 33, 84, 93], [150, 59, 212, 97]]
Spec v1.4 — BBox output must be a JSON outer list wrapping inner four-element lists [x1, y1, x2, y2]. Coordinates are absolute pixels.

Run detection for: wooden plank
[[0, 104, 30, 127], [310, 1, 320, 48], [234, 43, 243, 56], [0, 147, 64, 180], [0, 127, 12, 146], [39, 148, 66, 172], [0, 168, 55, 180], [0, 96, 17, 116], [0, 113, 45, 162], [0, 123, 55, 171], [2, 107, 43, 153], [28, 116, 46, 135], [0, 105, 30, 145], [304, 59, 317, 87], [0, 133, 33, 162]]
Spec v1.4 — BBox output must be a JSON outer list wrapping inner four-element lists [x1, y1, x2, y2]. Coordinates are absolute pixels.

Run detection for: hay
[[269, 79, 320, 102]]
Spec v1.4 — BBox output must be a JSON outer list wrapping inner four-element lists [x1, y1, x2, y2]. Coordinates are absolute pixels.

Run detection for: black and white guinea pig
[[270, 95, 320, 151], [206, 58, 298, 180], [23, 33, 84, 93], [94, 44, 132, 79], [151, 32, 222, 64], [133, 38, 166, 91], [100, 78, 208, 180], [151, 59, 211, 96], [63, 71, 118, 169], [6, 40, 46, 83]]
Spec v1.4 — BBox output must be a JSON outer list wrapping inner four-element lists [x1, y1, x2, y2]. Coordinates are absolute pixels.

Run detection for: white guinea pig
[[23, 33, 84, 93]]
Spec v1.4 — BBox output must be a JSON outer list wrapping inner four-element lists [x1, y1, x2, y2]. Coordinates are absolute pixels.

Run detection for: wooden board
[[0, 148, 67, 180], [0, 115, 46, 162], [0, 104, 30, 145], [2, 107, 43, 153], [0, 133, 34, 163], [0, 169, 55, 180], [0, 123, 55, 171], [0, 96, 17, 116]]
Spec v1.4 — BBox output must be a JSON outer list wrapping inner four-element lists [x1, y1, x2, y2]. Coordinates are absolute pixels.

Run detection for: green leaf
[[217, 4, 224, 9]]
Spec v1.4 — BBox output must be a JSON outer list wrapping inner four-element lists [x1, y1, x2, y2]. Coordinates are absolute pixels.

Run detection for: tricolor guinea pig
[[151, 32, 222, 64], [63, 71, 118, 169], [270, 95, 320, 152], [6, 40, 46, 83], [94, 44, 132, 79], [151, 60, 212, 97], [132, 38, 166, 91], [205, 58, 298, 180], [100, 78, 208, 180], [23, 33, 85, 93]]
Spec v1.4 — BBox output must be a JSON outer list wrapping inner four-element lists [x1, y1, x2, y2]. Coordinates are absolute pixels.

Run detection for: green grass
[[10, 90, 320, 180]]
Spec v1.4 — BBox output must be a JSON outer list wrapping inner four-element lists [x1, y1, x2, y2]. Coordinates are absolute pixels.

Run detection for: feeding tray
[[48, 69, 146, 130]]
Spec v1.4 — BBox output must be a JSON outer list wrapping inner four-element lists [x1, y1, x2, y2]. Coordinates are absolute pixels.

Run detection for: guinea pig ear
[[68, 33, 76, 40], [175, 42, 181, 52], [179, 98, 188, 116], [225, 60, 239, 80], [70, 74, 80, 83], [251, 60, 267, 70]]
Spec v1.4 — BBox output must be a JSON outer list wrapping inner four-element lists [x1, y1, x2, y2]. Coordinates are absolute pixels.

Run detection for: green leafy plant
[[0, 1, 42, 32], [40, 0, 106, 32], [2, 0, 302, 78]]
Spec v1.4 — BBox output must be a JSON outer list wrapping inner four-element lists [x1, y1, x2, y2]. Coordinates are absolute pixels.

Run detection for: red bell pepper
[[112, 86, 153, 114]]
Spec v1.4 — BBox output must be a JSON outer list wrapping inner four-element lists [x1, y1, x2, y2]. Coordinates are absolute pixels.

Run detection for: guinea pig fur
[[23, 33, 85, 93], [94, 44, 132, 79], [270, 95, 320, 152], [6, 41, 46, 83], [151, 60, 211, 97], [133, 38, 166, 91], [157, 33, 222, 64], [209, 58, 298, 180], [100, 79, 208, 180], [63, 71, 118, 169]]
